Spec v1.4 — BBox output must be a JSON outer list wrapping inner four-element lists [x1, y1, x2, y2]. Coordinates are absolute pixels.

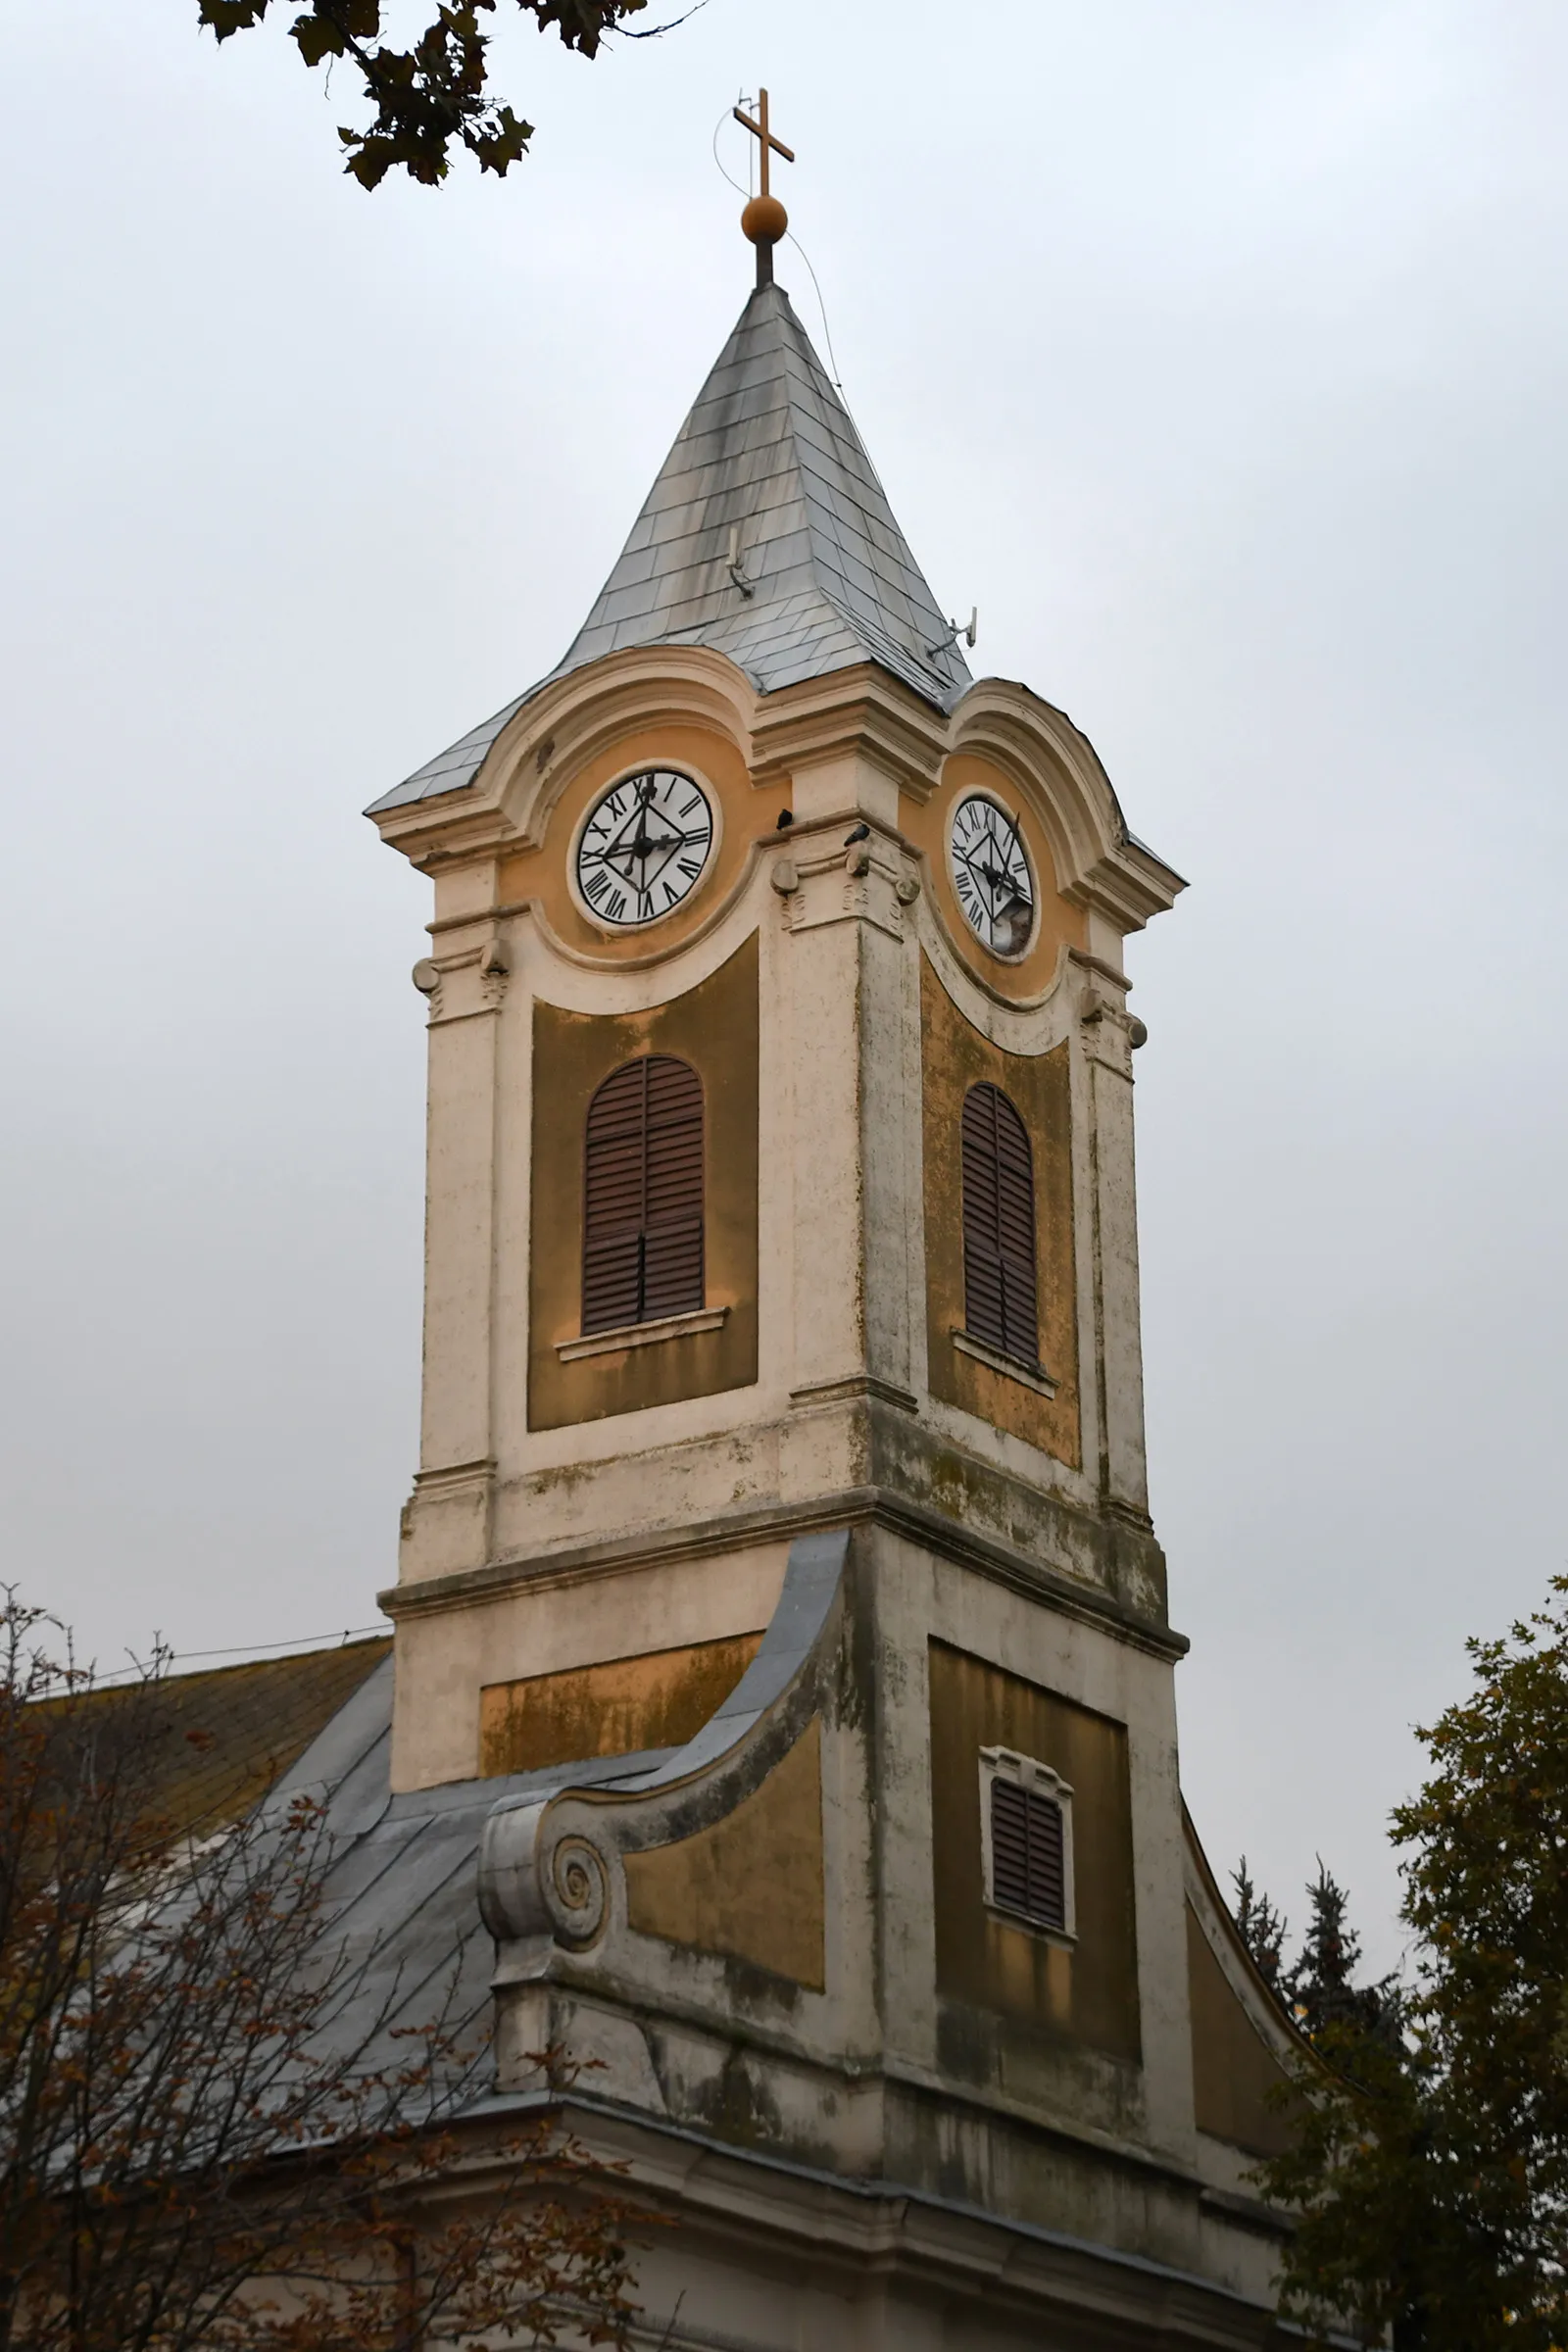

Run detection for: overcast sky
[[4, 0, 1565, 1970]]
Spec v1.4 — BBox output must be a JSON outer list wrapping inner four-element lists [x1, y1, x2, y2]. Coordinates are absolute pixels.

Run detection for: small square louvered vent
[[980, 1748, 1075, 1939], [989, 1777, 1065, 1930]]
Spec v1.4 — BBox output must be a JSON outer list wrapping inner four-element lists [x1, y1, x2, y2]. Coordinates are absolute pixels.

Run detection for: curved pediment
[[950, 677, 1186, 934]]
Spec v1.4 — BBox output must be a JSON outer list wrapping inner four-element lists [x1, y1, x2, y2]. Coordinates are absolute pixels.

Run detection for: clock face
[[949, 794, 1035, 957], [574, 768, 714, 929]]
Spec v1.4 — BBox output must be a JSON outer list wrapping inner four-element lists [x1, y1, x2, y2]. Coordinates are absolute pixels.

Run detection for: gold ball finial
[[733, 91, 794, 285], [742, 192, 788, 246]]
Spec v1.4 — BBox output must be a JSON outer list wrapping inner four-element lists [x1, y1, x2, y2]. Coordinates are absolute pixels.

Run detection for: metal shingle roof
[[44, 1640, 395, 1841], [269, 1661, 699, 2085], [368, 282, 970, 816]]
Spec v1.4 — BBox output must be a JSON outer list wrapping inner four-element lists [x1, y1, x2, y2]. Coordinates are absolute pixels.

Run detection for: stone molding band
[[382, 1483, 1185, 1665]]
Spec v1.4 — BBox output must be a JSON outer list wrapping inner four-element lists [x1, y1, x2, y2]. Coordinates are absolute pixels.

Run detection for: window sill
[[952, 1329, 1057, 1398], [558, 1304, 728, 1363]]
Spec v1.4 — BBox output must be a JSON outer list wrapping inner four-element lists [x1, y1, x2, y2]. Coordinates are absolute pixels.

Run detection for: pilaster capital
[[749, 663, 950, 800]]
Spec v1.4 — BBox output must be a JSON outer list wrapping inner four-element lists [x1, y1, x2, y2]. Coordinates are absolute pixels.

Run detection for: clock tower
[[367, 164, 1298, 2348]]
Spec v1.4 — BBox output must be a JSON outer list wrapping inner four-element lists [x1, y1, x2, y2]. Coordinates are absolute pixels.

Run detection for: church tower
[[368, 143, 1297, 2348]]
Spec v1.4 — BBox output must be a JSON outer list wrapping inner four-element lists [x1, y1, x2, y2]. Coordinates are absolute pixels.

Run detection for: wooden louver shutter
[[989, 1775, 1066, 1932], [960, 1082, 1039, 1363], [581, 1055, 704, 1336]]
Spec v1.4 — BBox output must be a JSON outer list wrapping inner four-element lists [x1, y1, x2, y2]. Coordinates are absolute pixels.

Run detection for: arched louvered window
[[961, 1081, 1039, 1365], [582, 1055, 705, 1335]]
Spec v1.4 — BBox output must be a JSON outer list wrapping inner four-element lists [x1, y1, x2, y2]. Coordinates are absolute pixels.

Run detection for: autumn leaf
[[195, 0, 650, 187]]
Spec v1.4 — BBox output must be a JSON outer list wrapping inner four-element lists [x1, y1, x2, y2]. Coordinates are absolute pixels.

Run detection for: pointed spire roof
[[545, 281, 972, 709], [370, 282, 970, 813]]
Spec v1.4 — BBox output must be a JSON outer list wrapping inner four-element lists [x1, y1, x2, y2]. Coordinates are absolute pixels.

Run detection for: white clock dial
[[949, 794, 1035, 958], [574, 768, 714, 928]]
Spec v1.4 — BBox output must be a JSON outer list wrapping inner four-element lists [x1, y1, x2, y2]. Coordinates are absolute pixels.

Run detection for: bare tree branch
[[0, 1590, 642, 2352]]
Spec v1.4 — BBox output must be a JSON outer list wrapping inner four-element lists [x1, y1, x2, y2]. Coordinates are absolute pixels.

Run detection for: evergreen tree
[[1231, 1856, 1289, 1988], [1252, 1578, 1568, 2352], [1284, 1861, 1402, 2046]]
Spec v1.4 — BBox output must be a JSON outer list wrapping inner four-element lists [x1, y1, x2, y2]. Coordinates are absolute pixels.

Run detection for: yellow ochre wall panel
[[1186, 1904, 1298, 2156], [623, 1720, 825, 1990], [529, 932, 760, 1429], [929, 1642, 1139, 2062], [920, 956, 1081, 1463], [498, 723, 788, 965], [479, 1633, 762, 1778]]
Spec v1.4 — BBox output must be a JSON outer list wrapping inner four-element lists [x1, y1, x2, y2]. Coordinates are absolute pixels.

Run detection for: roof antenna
[[927, 607, 978, 658]]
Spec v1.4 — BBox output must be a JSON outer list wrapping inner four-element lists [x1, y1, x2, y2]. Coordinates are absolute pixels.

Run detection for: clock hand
[[956, 848, 1000, 894], [594, 795, 710, 885]]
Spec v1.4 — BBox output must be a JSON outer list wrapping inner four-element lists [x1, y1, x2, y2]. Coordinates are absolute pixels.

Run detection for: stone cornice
[[747, 662, 951, 796], [378, 1479, 1187, 1664], [368, 652, 1186, 950], [449, 2094, 1289, 2341]]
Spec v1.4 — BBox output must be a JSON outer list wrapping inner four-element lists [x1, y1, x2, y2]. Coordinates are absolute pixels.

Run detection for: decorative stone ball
[[742, 193, 788, 246]]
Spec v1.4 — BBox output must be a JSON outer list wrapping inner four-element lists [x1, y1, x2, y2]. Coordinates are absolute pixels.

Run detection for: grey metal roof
[[368, 282, 970, 816], [268, 1658, 695, 2089], [263, 1530, 849, 2089]]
